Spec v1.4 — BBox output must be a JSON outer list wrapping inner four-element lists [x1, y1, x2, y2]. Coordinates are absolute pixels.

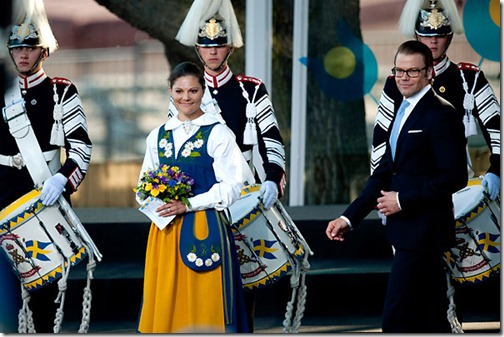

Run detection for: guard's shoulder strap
[[235, 74, 262, 86], [457, 62, 480, 72], [51, 77, 72, 86]]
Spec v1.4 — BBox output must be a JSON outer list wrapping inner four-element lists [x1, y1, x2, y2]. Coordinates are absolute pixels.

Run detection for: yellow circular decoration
[[489, 0, 500, 27], [323, 46, 356, 79], [439, 86, 446, 93]]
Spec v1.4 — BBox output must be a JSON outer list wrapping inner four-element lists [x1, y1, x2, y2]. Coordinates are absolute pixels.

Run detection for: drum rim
[[23, 246, 88, 291], [0, 189, 42, 232]]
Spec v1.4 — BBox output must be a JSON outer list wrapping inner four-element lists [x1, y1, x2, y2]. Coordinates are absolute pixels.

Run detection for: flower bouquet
[[134, 164, 194, 230]]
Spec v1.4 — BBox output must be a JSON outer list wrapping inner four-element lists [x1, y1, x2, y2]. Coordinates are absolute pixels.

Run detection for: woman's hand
[[156, 200, 188, 217]]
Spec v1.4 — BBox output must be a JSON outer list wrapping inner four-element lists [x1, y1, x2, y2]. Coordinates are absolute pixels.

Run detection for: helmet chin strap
[[195, 46, 233, 72]]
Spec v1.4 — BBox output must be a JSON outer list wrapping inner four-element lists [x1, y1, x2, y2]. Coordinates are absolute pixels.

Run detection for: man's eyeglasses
[[391, 67, 428, 78]]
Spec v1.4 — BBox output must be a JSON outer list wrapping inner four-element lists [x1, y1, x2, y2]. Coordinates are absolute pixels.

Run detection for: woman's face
[[169, 75, 204, 120]]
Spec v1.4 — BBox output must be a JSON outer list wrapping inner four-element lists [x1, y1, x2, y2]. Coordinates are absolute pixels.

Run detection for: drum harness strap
[[3, 83, 102, 333]]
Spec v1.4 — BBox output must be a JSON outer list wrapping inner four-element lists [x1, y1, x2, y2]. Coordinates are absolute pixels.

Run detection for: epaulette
[[457, 62, 480, 72], [236, 74, 262, 86], [51, 77, 72, 86]]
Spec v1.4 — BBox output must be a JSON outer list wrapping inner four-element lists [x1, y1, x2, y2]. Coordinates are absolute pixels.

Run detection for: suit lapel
[[394, 89, 435, 159]]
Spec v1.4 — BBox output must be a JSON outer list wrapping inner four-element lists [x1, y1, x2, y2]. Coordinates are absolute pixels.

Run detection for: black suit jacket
[[344, 88, 468, 252]]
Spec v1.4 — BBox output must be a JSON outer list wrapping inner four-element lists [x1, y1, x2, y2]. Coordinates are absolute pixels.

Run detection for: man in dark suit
[[325, 40, 468, 333]]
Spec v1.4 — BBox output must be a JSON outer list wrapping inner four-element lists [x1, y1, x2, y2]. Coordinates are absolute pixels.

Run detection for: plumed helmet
[[398, 0, 463, 38], [8, 0, 58, 53], [196, 16, 229, 47], [176, 0, 243, 48], [8, 23, 42, 49]]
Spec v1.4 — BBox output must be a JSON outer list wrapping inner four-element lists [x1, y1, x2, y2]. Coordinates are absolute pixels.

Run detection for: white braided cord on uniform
[[459, 68, 480, 137], [446, 270, 464, 333]]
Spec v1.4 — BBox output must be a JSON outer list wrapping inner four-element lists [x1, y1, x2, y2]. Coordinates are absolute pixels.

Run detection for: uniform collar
[[433, 56, 450, 77], [18, 68, 47, 89], [204, 65, 233, 89]]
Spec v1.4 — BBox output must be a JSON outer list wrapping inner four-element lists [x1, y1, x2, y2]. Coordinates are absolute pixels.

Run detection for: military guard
[[170, 0, 288, 330], [170, 0, 286, 210], [1, 0, 93, 332]]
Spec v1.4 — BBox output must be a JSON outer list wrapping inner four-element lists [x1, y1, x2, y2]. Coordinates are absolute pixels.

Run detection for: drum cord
[[483, 197, 501, 230], [53, 261, 71, 333], [78, 242, 97, 333], [18, 285, 36, 333], [283, 253, 310, 333], [257, 204, 310, 333], [28, 204, 97, 333], [445, 271, 464, 333], [28, 206, 71, 333]]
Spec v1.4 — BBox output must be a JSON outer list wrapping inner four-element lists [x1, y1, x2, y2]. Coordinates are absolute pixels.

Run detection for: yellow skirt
[[138, 211, 226, 333]]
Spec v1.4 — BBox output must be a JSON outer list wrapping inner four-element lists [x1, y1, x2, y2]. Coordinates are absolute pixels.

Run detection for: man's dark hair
[[394, 40, 434, 69]]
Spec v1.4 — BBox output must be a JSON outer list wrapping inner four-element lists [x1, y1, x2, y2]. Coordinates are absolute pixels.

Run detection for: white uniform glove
[[482, 173, 500, 201], [41, 173, 67, 206], [260, 180, 278, 210]]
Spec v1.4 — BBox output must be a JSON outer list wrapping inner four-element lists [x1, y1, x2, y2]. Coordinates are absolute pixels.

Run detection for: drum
[[0, 189, 88, 291], [229, 185, 312, 289], [444, 178, 501, 285]]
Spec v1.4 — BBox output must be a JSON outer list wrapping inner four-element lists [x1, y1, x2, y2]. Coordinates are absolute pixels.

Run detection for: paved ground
[[56, 315, 500, 334]]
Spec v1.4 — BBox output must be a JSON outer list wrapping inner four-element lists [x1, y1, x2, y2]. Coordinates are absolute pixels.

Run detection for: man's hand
[[377, 190, 401, 217], [326, 218, 350, 241], [482, 173, 500, 201], [41, 173, 67, 206], [260, 181, 278, 210]]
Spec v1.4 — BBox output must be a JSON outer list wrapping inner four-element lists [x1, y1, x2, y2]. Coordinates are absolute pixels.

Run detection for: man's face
[[10, 46, 46, 75], [394, 52, 432, 98], [196, 45, 233, 73], [416, 35, 450, 62]]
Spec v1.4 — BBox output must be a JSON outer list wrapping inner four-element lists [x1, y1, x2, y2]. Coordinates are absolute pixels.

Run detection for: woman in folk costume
[[136, 61, 254, 333]]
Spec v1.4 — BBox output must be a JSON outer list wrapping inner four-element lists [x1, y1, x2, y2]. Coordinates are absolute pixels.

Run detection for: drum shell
[[445, 178, 501, 285], [229, 185, 307, 289], [0, 189, 88, 291]]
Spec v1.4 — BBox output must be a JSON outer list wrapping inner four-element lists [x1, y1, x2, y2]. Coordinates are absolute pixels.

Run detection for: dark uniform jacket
[[0, 69, 92, 209]]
